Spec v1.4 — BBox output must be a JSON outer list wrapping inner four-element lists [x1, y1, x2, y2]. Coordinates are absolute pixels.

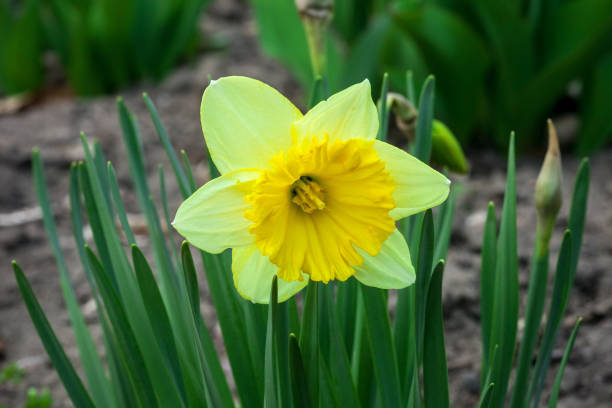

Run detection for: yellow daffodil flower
[[173, 76, 450, 303]]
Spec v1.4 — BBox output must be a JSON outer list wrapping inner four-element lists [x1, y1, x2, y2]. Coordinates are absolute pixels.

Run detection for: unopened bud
[[535, 120, 563, 220], [295, 0, 333, 76], [535, 120, 563, 250], [387, 92, 418, 137], [431, 120, 468, 174]]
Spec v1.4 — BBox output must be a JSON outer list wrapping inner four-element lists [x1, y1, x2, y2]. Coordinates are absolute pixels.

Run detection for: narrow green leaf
[[132, 245, 188, 406], [336, 278, 358, 355], [488, 133, 518, 407], [85, 247, 160, 408], [479, 345, 498, 408], [415, 210, 435, 361], [546, 318, 583, 408], [527, 231, 573, 407], [32, 150, 113, 407], [406, 70, 415, 104], [377, 72, 390, 141], [142, 92, 191, 198], [433, 186, 456, 264], [159, 165, 180, 268], [289, 334, 311, 408], [351, 290, 375, 408], [360, 285, 402, 408], [412, 75, 435, 163], [180, 243, 234, 408], [299, 281, 319, 404], [12, 262, 95, 408], [264, 277, 280, 408], [181, 150, 197, 191], [422, 261, 449, 408], [480, 202, 497, 385], [107, 163, 136, 245], [511, 228, 552, 408], [568, 159, 590, 284]]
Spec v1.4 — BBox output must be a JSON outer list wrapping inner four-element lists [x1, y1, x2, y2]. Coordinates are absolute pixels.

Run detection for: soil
[[1, 1, 611, 407]]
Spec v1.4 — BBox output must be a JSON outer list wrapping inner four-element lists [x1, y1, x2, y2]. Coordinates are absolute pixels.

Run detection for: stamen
[[291, 176, 326, 213]]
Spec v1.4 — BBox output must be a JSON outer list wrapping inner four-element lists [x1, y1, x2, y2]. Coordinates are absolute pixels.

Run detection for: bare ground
[[1, 2, 611, 407]]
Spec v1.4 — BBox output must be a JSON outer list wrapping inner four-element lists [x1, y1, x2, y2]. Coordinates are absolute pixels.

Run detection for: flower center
[[244, 135, 396, 283], [291, 176, 326, 213]]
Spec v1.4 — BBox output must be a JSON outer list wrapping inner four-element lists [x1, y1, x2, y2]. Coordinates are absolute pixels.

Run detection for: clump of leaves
[[251, 0, 612, 153], [43, 0, 211, 95]]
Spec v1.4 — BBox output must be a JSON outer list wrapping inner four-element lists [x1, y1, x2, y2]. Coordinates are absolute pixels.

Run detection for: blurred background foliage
[[1, 0, 611, 152], [251, 0, 612, 153], [0, 0, 210, 96]]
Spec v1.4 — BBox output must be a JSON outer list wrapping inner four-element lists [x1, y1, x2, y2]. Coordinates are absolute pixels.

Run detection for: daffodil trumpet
[[173, 76, 450, 303]]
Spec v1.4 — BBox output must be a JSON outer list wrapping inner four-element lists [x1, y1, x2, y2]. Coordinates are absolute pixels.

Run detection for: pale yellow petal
[[292, 79, 378, 142], [201, 76, 303, 174], [232, 246, 309, 303], [172, 169, 259, 253], [353, 229, 415, 289], [374, 140, 451, 220]]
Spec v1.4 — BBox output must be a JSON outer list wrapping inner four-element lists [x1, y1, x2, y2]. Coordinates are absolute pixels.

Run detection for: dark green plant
[[251, 0, 612, 152], [0, 0, 44, 95], [42, 0, 210, 95]]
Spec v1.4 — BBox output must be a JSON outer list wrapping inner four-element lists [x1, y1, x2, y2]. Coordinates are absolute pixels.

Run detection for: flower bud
[[535, 120, 563, 246], [431, 120, 468, 174], [295, 0, 333, 76], [388, 92, 418, 137]]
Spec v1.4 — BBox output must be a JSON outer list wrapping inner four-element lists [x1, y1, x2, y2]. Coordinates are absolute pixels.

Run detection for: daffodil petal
[[232, 246, 309, 303], [173, 169, 260, 253], [374, 140, 451, 220], [353, 229, 415, 289], [292, 79, 378, 142], [201, 76, 303, 174]]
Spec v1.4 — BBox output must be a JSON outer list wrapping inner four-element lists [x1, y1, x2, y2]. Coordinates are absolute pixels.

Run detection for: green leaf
[[360, 285, 402, 408], [250, 0, 313, 88], [433, 185, 456, 263], [131, 245, 188, 405], [568, 159, 590, 284], [480, 202, 497, 385], [488, 133, 519, 407], [422, 261, 449, 408], [546, 318, 583, 408], [12, 262, 95, 408], [376, 72, 390, 141], [510, 223, 553, 406], [142, 93, 191, 198], [107, 163, 136, 245], [264, 277, 280, 408], [391, 2, 489, 140], [32, 150, 113, 408], [180, 243, 234, 408], [577, 53, 612, 154], [415, 210, 435, 363], [412, 75, 435, 162], [85, 247, 160, 408], [527, 231, 573, 407], [289, 334, 311, 408], [299, 281, 319, 404]]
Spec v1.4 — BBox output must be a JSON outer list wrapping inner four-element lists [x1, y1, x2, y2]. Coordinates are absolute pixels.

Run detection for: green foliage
[[0, 0, 44, 95], [24, 387, 53, 408], [12, 76, 589, 408], [0, 0, 209, 96], [0, 362, 26, 385], [250, 0, 612, 151], [43, 0, 210, 95]]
